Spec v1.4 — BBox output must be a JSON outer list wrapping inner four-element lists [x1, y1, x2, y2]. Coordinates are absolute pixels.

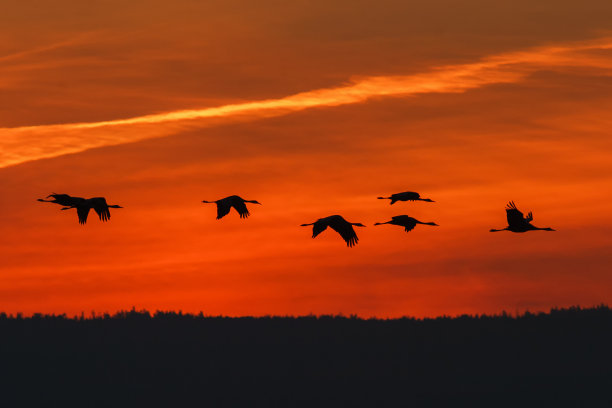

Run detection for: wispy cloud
[[2, 37, 612, 168], [0, 32, 102, 64]]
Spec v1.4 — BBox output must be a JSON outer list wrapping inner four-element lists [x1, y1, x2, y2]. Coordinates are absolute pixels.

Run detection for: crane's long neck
[[300, 222, 315, 226], [489, 227, 508, 232], [534, 227, 555, 231], [418, 221, 437, 226], [201, 200, 215, 204], [374, 221, 390, 226], [108, 205, 123, 208]]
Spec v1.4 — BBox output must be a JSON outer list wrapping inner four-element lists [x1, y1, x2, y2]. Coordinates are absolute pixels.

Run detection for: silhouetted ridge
[[1, 306, 611, 406]]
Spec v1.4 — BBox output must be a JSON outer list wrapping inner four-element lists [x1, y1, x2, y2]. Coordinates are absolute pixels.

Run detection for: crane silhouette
[[52, 196, 123, 225], [377, 191, 434, 204], [202, 195, 261, 219], [374, 215, 438, 232], [490, 201, 555, 233], [300, 215, 366, 247]]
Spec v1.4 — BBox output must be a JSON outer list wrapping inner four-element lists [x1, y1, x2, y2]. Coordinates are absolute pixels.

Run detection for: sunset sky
[[2, 0, 612, 317]]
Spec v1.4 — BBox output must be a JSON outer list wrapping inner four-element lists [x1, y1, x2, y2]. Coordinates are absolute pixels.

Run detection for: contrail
[[2, 37, 612, 168]]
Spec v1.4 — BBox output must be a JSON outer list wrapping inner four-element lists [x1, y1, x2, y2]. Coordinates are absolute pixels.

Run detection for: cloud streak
[[2, 37, 612, 168], [0, 34, 99, 64]]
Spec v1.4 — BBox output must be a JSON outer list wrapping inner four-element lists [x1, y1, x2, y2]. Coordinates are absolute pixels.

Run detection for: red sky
[[1, 0, 612, 317]]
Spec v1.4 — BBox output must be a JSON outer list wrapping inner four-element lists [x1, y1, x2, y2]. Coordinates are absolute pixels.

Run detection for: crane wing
[[51, 194, 75, 206], [392, 215, 416, 232], [404, 191, 420, 200], [330, 223, 359, 247], [76, 205, 90, 225], [404, 223, 416, 233], [505, 201, 525, 227], [90, 197, 111, 222], [69, 196, 87, 207], [399, 191, 420, 200], [232, 200, 251, 219], [216, 201, 232, 219], [311, 221, 328, 238], [43, 194, 85, 207]]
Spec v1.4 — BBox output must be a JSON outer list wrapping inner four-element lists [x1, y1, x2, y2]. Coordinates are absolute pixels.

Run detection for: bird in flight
[[374, 215, 438, 232], [377, 191, 435, 204], [39, 194, 123, 224], [490, 201, 555, 233], [202, 195, 261, 219], [300, 215, 366, 247]]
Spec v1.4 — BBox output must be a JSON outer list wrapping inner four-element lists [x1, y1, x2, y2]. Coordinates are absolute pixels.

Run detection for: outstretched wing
[[404, 223, 416, 233], [311, 220, 328, 238], [231, 199, 251, 219], [392, 215, 417, 232], [76, 205, 91, 225], [215, 200, 232, 219], [43, 194, 85, 207], [51, 194, 75, 206], [396, 191, 420, 201], [505, 201, 526, 227], [329, 223, 359, 247], [404, 191, 420, 200], [90, 197, 111, 222]]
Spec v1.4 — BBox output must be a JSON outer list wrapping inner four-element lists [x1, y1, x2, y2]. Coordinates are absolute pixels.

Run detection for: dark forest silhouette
[[1, 306, 611, 406]]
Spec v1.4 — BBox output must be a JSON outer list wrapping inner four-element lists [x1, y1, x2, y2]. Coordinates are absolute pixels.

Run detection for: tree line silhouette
[[1, 305, 610, 406]]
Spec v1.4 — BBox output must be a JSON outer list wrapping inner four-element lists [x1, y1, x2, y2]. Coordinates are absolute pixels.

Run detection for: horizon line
[[1, 303, 607, 320]]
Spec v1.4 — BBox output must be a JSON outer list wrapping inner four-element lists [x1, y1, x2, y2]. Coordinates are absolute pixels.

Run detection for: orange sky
[[1, 0, 612, 317]]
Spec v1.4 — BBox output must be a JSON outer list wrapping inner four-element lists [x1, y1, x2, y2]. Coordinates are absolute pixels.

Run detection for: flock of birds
[[38, 191, 555, 247]]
